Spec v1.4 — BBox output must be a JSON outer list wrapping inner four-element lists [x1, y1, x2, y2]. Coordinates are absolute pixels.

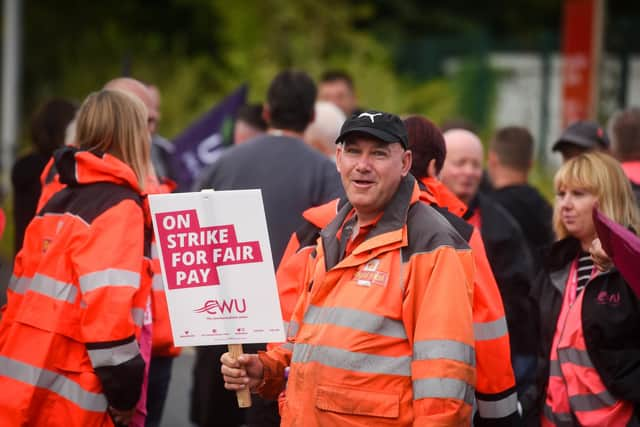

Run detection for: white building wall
[[487, 53, 640, 168]]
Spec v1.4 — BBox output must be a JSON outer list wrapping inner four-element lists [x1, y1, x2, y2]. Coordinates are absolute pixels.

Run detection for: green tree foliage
[[22, 0, 469, 143]]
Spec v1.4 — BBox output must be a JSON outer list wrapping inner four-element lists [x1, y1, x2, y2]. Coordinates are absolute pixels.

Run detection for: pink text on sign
[[154, 209, 263, 290]]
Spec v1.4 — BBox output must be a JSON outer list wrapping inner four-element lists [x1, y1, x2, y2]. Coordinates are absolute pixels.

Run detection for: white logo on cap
[[358, 112, 382, 123]]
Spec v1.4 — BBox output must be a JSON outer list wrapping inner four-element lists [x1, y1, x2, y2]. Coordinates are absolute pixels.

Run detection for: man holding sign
[[192, 69, 343, 427], [221, 111, 477, 425]]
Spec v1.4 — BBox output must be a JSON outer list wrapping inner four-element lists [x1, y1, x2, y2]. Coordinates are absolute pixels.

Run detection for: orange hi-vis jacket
[[419, 177, 519, 425], [0, 147, 151, 426], [273, 176, 519, 426], [38, 156, 178, 357], [260, 175, 476, 426], [273, 197, 344, 332], [37, 156, 65, 213], [542, 260, 633, 427]]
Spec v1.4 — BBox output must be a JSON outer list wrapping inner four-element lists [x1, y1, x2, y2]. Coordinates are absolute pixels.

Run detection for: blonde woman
[[0, 90, 153, 426], [531, 152, 640, 426]]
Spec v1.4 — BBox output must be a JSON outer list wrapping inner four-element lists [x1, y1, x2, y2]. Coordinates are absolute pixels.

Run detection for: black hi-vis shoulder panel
[[38, 182, 151, 257], [295, 221, 322, 252], [402, 202, 470, 264], [40, 182, 143, 225], [430, 205, 473, 242]]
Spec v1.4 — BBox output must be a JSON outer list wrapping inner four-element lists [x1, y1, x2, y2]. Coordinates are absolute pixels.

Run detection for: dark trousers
[[190, 344, 280, 427], [145, 355, 174, 427]]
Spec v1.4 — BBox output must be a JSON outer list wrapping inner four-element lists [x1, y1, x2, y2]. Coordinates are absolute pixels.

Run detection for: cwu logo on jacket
[[352, 258, 388, 287]]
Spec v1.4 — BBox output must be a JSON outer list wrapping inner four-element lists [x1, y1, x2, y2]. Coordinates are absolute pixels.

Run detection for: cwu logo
[[194, 298, 247, 315]]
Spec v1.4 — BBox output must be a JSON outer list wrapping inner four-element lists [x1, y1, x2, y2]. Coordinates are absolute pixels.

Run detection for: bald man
[[104, 78, 159, 134], [104, 78, 175, 183], [439, 129, 484, 205], [441, 129, 538, 414]]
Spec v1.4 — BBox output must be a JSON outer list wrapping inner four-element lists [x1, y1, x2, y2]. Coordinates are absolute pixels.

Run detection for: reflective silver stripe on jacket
[[151, 242, 160, 258], [8, 275, 29, 294], [543, 402, 574, 427], [286, 320, 300, 337], [279, 342, 294, 351], [131, 308, 145, 327], [413, 339, 475, 366], [477, 392, 518, 418], [474, 316, 508, 341], [0, 355, 108, 412], [291, 343, 411, 376], [570, 390, 618, 412], [152, 274, 164, 291], [303, 305, 407, 339], [79, 269, 140, 293], [554, 348, 620, 413], [557, 347, 593, 368], [413, 377, 474, 405], [549, 359, 562, 377], [9, 274, 77, 303], [87, 340, 140, 368]]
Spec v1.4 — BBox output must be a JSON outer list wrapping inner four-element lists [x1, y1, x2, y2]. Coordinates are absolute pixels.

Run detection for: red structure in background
[[562, 0, 604, 127]]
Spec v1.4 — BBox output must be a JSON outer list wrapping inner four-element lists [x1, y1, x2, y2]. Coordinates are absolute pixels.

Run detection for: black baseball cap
[[336, 111, 409, 149], [552, 120, 609, 152]]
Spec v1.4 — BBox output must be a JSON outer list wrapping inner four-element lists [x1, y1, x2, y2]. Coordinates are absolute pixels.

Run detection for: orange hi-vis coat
[[38, 157, 179, 357], [273, 198, 344, 332], [0, 148, 151, 426], [260, 176, 476, 426], [273, 176, 519, 426], [37, 157, 65, 213], [419, 177, 519, 425]]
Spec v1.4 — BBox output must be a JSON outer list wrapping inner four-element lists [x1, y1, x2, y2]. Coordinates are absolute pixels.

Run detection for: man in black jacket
[[487, 126, 554, 269]]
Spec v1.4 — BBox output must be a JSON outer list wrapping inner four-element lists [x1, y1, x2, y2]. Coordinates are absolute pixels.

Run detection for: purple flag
[[171, 85, 248, 190], [593, 208, 640, 298]]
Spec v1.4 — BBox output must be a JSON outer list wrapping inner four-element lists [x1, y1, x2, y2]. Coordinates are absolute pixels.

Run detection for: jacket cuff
[[256, 351, 286, 400], [86, 336, 145, 410]]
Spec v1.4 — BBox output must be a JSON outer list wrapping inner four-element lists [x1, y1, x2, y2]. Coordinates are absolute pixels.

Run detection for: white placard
[[148, 190, 285, 346]]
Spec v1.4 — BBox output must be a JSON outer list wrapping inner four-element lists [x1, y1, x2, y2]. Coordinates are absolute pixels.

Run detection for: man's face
[[336, 136, 411, 221], [440, 130, 484, 204], [318, 80, 356, 116]]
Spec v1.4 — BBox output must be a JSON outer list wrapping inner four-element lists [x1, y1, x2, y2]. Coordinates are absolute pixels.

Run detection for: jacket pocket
[[315, 385, 399, 419]]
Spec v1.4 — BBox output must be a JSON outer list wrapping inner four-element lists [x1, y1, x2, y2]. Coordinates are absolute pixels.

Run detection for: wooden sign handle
[[228, 344, 252, 408]]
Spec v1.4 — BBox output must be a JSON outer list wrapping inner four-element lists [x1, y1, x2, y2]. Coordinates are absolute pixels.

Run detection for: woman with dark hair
[[0, 90, 153, 426], [11, 98, 77, 253]]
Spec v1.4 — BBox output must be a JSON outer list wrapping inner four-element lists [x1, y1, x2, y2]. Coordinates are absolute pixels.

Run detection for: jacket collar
[[302, 197, 348, 229], [418, 176, 467, 217], [546, 237, 582, 272], [320, 174, 418, 270], [54, 146, 144, 194]]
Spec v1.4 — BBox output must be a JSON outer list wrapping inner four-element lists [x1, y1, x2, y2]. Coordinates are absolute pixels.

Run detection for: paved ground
[[160, 348, 197, 427]]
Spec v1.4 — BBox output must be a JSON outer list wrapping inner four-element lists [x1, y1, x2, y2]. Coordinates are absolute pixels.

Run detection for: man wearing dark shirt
[[487, 126, 554, 266]]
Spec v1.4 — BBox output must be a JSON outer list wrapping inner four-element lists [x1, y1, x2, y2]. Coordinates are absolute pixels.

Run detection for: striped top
[[576, 251, 593, 294]]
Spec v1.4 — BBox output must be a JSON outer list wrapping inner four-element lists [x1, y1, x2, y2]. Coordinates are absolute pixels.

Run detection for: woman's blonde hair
[[75, 89, 151, 190], [553, 151, 640, 239]]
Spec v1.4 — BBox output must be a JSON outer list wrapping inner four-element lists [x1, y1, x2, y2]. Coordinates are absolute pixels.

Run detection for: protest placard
[[149, 189, 285, 346], [149, 190, 286, 406]]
